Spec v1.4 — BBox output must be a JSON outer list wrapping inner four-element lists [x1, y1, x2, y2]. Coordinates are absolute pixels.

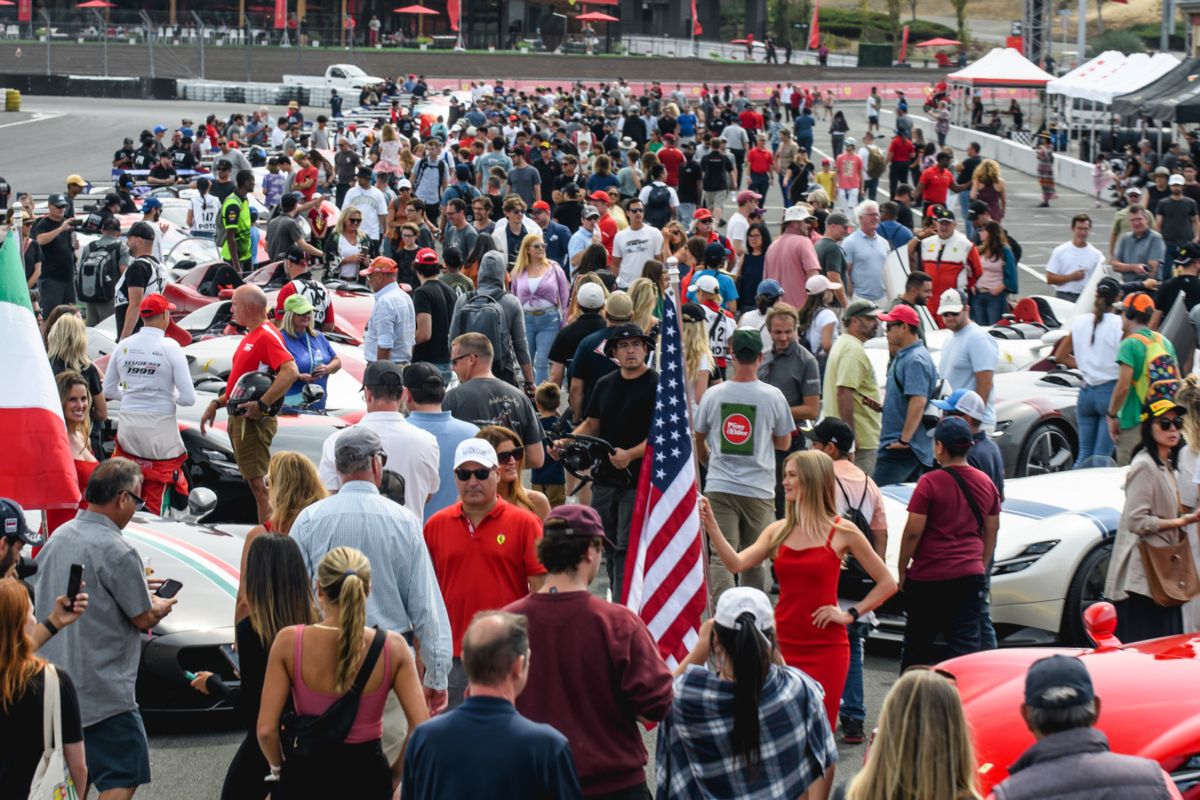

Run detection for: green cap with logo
[[731, 327, 765, 358]]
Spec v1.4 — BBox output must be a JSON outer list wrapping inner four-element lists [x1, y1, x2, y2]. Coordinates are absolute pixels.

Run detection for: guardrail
[[621, 34, 859, 67]]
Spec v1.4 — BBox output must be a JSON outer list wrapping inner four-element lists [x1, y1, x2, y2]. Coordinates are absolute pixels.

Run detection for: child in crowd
[[531, 382, 567, 509], [815, 158, 836, 199]]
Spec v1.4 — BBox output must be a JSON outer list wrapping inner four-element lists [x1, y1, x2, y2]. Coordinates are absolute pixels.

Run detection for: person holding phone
[[32, 458, 177, 800]]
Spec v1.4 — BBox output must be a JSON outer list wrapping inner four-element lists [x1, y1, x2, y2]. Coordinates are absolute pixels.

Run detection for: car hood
[[943, 636, 1200, 792]]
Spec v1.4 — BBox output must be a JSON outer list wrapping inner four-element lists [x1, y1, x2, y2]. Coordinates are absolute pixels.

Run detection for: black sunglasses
[[450, 352, 475, 365], [455, 466, 492, 481], [124, 490, 147, 512], [1157, 417, 1185, 431], [497, 447, 525, 463]]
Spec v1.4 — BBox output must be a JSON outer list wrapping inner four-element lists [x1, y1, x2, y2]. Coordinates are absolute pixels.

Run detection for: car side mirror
[[1084, 601, 1122, 651], [187, 487, 218, 520]]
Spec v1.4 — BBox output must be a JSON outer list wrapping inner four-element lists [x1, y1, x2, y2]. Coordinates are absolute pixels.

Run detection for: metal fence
[[621, 34, 859, 67]]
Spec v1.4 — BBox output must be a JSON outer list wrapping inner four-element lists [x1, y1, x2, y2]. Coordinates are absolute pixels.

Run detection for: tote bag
[[28, 664, 78, 800]]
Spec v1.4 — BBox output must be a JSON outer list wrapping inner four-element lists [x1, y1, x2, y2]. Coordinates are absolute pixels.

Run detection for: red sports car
[[942, 604, 1200, 798]]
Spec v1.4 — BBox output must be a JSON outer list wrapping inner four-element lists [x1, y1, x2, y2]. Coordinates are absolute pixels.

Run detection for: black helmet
[[226, 371, 283, 417], [248, 146, 268, 167]]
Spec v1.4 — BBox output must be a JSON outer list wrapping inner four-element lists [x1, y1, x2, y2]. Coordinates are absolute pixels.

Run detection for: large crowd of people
[[2, 75, 1199, 800]]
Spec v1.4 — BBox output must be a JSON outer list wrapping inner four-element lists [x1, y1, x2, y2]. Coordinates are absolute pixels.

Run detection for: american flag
[[623, 295, 706, 666]]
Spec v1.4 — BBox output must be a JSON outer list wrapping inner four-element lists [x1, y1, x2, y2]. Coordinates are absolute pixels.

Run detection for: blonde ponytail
[[317, 547, 372, 693]]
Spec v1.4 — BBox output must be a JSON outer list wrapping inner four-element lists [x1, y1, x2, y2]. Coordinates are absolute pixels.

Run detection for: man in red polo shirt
[[424, 438, 547, 709], [657, 133, 685, 187], [886, 130, 916, 197], [589, 190, 619, 256], [917, 150, 955, 214], [745, 134, 775, 205]]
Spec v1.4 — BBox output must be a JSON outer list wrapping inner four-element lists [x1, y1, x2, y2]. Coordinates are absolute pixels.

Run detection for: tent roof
[[1046, 51, 1126, 98], [1111, 57, 1200, 123], [948, 47, 1055, 87], [1051, 52, 1180, 104]]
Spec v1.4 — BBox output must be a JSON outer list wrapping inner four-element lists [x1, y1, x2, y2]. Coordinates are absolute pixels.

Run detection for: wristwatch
[[847, 607, 861, 622], [256, 399, 270, 414], [898, 438, 910, 447]]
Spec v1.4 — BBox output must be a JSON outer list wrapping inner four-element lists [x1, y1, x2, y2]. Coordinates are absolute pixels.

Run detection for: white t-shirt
[[726, 212, 750, 252], [342, 185, 389, 240], [189, 194, 219, 235], [612, 224, 664, 288], [694, 378, 793, 499], [866, 95, 878, 117], [806, 307, 839, 356], [736, 308, 772, 352], [1069, 311, 1122, 386], [1046, 241, 1104, 295]]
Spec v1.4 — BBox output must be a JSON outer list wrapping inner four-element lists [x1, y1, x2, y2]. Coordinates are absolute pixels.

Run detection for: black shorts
[[84, 709, 151, 791]]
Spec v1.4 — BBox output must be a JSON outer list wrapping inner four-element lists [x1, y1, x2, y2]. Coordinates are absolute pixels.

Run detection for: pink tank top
[[291, 625, 391, 744]]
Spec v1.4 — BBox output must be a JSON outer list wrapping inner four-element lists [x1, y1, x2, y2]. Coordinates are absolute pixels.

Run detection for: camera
[[14, 554, 37, 580]]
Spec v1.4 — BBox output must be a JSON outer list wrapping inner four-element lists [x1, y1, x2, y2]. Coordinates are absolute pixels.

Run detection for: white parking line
[[0, 112, 64, 130], [1018, 263, 1046, 282]]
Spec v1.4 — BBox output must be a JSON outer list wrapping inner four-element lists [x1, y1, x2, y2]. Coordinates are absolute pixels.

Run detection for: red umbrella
[[577, 11, 618, 22], [76, 0, 116, 6], [0, 1, 15, 6], [393, 4, 439, 38], [915, 37, 961, 47]]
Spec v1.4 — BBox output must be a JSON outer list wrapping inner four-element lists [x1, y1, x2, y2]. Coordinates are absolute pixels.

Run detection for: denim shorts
[[84, 709, 151, 791]]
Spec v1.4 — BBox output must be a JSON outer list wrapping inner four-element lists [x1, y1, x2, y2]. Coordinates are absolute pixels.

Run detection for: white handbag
[[27, 664, 78, 800]]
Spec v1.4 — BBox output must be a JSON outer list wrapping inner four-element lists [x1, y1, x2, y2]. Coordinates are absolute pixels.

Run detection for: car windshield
[[342, 65, 367, 78], [166, 238, 221, 271]]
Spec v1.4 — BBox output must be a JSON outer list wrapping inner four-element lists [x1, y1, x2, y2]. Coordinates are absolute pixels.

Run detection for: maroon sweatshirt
[[505, 590, 674, 796]]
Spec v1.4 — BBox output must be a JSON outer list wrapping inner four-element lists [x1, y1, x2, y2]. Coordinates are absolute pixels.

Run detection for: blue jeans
[[972, 291, 1009, 326], [839, 620, 871, 722], [980, 573, 997, 650], [1075, 380, 1117, 467], [864, 176, 879, 201], [779, 175, 793, 207], [525, 308, 561, 386], [749, 173, 770, 204], [959, 190, 974, 237], [872, 446, 926, 486]]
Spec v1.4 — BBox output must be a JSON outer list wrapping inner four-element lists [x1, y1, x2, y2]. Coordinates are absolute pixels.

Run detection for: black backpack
[[457, 291, 517, 384], [835, 476, 877, 600], [645, 183, 673, 228], [76, 242, 121, 303]]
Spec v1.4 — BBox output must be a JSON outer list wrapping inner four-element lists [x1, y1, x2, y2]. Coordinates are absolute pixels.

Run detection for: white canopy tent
[[1046, 51, 1127, 99], [947, 48, 1055, 133]]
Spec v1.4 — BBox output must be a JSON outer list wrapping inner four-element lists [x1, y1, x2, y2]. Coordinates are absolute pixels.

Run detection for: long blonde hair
[[381, 123, 398, 143], [628, 277, 659, 333], [682, 313, 714, 383], [56, 370, 92, 444], [316, 547, 372, 693], [774, 450, 840, 557], [511, 233, 546, 280], [475, 425, 536, 514], [47, 314, 91, 373], [336, 206, 361, 238], [1177, 375, 1200, 452], [974, 158, 1001, 186], [846, 670, 982, 800], [267, 451, 328, 534]]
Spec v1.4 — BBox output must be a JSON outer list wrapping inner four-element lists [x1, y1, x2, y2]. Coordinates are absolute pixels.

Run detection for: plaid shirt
[[655, 664, 837, 799]]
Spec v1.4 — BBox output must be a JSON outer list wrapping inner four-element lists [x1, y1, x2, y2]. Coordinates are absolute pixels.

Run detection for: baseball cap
[[1024, 655, 1095, 710], [803, 417, 855, 453], [47, 193, 69, 208], [531, 200, 551, 213], [692, 207, 714, 221], [756, 279, 784, 298], [577, 282, 606, 310], [65, 174, 87, 188], [681, 301, 706, 322], [714, 587, 775, 632], [153, 125, 168, 134], [1125, 186, 1143, 196], [967, 200, 989, 220], [782, 205, 811, 223], [543, 504, 614, 547], [694, 274, 720, 294], [1146, 395, 1187, 419], [731, 327, 764, 357], [1170, 173, 1186, 186], [414, 247, 439, 265], [283, 294, 315, 315], [0, 498, 41, 546], [736, 189, 762, 205], [216, 159, 233, 170], [605, 290, 633, 322], [334, 427, 385, 473], [938, 288, 968, 315], [582, 204, 601, 220], [454, 438, 499, 470], [929, 204, 955, 222], [878, 303, 920, 327], [363, 360, 404, 388], [1175, 242, 1200, 264], [403, 362, 445, 393], [588, 190, 611, 204], [285, 244, 306, 264], [126, 220, 157, 241], [104, 192, 122, 207], [663, 133, 676, 142], [821, 157, 832, 165], [934, 415, 974, 449], [360, 256, 398, 276], [842, 298, 881, 323], [356, 165, 374, 179], [141, 196, 163, 211], [1155, 166, 1171, 176], [397, 178, 413, 190], [805, 274, 842, 296], [703, 243, 728, 268], [933, 388, 986, 422], [1123, 291, 1155, 315], [138, 294, 176, 318]]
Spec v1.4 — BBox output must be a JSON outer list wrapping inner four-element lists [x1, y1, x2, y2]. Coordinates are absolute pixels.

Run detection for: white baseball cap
[[938, 287, 968, 315], [1170, 174, 1186, 186], [397, 178, 413, 190], [783, 205, 812, 223], [806, 274, 843, 295], [714, 587, 775, 632], [577, 282, 606, 310], [933, 388, 987, 422], [694, 274, 720, 294], [453, 439, 498, 470]]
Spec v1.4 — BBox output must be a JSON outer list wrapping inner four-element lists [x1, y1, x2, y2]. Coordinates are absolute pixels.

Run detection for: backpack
[[644, 183, 673, 228], [834, 476, 877, 599], [458, 291, 517, 384], [1130, 331, 1182, 404], [76, 242, 121, 303], [866, 145, 886, 179]]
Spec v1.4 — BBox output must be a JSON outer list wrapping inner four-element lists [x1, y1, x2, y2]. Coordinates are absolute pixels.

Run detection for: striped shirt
[[289, 481, 452, 690]]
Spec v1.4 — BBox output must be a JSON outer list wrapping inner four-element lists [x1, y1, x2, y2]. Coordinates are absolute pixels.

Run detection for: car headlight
[[1168, 754, 1200, 794], [992, 540, 1060, 575]]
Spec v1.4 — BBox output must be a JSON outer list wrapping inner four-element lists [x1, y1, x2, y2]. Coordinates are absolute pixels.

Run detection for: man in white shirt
[[1045, 213, 1104, 302], [611, 197, 664, 289], [721, 120, 750, 188], [102, 293, 197, 515], [343, 165, 389, 246], [725, 190, 758, 263], [318, 361, 440, 522]]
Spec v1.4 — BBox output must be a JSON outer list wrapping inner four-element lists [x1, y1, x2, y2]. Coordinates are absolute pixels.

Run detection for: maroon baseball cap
[[543, 504, 614, 547]]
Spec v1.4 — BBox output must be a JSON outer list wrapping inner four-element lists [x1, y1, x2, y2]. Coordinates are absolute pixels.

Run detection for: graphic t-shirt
[[694, 380, 793, 499]]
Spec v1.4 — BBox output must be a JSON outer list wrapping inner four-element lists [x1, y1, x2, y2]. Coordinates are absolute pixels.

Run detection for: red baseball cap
[[531, 200, 551, 213], [878, 304, 921, 327], [360, 256, 398, 276], [588, 190, 611, 204], [415, 247, 439, 265], [663, 133, 677, 142], [139, 294, 177, 317], [692, 208, 714, 221]]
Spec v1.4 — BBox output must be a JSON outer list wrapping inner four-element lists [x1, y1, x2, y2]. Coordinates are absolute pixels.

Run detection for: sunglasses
[[124, 490, 147, 512], [374, 450, 389, 466], [1157, 417, 1185, 431], [628, 208, 645, 214], [455, 466, 492, 481], [450, 352, 475, 365], [497, 447, 525, 463], [529, 244, 545, 250], [348, 218, 362, 224]]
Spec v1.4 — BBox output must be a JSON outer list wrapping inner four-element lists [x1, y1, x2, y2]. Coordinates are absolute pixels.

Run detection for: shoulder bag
[[280, 626, 386, 759], [943, 466, 986, 536], [1138, 483, 1200, 607], [28, 664, 78, 800]]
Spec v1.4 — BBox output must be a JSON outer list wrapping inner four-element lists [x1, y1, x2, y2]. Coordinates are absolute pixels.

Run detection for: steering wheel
[[555, 433, 617, 483]]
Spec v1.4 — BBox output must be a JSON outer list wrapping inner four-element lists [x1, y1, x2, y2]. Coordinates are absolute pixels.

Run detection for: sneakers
[[840, 717, 865, 744]]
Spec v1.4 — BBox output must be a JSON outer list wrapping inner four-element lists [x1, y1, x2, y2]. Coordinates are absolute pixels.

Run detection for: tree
[[909, 0, 918, 23], [772, 0, 791, 41], [887, 0, 902, 33], [951, 0, 969, 43], [1095, 0, 1105, 34]]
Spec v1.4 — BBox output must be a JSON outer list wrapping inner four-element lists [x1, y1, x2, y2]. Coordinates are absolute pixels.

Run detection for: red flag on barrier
[[18, 0, 31, 23], [273, 0, 287, 29], [898, 25, 910, 63], [447, 0, 460, 31], [691, 0, 702, 36], [808, 0, 820, 49]]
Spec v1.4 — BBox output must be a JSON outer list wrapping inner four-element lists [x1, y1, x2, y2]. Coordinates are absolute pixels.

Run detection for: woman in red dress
[[702, 449, 896, 800], [45, 371, 100, 535]]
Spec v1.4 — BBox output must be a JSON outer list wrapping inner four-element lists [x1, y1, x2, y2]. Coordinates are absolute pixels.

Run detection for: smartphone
[[155, 579, 183, 599], [66, 564, 84, 603], [219, 643, 240, 673]]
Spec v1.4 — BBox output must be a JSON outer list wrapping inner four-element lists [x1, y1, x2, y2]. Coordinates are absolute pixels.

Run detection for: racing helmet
[[248, 146, 268, 167], [226, 371, 283, 417]]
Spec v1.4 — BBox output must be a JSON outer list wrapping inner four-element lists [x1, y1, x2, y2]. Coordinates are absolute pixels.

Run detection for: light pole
[[190, 11, 205, 79], [93, 9, 108, 77]]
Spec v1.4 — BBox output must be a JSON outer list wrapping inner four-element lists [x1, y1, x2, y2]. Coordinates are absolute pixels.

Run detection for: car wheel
[[1060, 542, 1112, 646], [1016, 422, 1075, 478]]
